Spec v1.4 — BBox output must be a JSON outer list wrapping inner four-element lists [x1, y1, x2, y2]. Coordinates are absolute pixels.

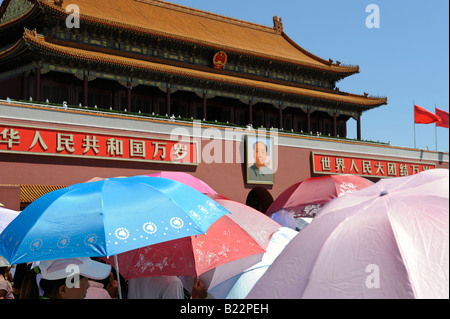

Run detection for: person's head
[[20, 257, 111, 299], [0, 266, 11, 279], [253, 141, 268, 169]]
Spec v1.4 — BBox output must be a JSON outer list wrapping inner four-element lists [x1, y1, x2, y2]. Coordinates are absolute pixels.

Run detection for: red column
[[278, 104, 283, 129], [127, 82, 131, 111], [333, 112, 337, 136], [34, 68, 41, 101], [307, 107, 311, 133], [357, 115, 362, 140], [166, 87, 171, 116], [202, 93, 207, 120], [248, 99, 253, 126], [21, 73, 27, 100], [83, 75, 88, 106]]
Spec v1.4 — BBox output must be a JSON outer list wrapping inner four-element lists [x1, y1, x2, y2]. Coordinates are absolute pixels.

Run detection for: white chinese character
[[152, 142, 167, 160], [130, 140, 146, 158], [335, 158, 345, 173], [375, 162, 385, 175], [172, 143, 188, 161], [106, 138, 123, 156], [362, 160, 372, 174], [320, 157, 331, 171], [387, 163, 397, 176], [0, 128, 20, 149], [29, 131, 48, 151], [349, 159, 360, 174], [399, 164, 409, 176], [56, 133, 75, 153], [82, 135, 100, 154]]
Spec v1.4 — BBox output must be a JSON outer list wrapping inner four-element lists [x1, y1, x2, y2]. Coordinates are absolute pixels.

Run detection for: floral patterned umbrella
[[266, 174, 373, 219], [106, 198, 281, 279]]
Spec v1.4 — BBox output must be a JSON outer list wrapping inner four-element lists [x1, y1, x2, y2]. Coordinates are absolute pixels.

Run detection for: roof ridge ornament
[[273, 16, 283, 34], [54, 0, 64, 7]]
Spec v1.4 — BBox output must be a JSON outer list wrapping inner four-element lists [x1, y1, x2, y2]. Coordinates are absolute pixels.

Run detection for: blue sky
[[167, 0, 449, 152], [1, 0, 448, 152]]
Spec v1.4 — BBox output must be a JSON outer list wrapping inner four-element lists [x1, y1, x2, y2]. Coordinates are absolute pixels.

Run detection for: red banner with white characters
[[312, 152, 436, 178], [0, 123, 198, 165]]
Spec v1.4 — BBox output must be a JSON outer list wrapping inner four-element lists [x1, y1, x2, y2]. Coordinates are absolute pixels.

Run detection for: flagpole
[[413, 100, 416, 148], [435, 104, 438, 151]]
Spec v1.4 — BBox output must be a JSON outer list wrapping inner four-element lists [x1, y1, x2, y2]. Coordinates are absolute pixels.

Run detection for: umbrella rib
[[0, 185, 92, 264], [382, 196, 433, 299], [386, 174, 448, 195]]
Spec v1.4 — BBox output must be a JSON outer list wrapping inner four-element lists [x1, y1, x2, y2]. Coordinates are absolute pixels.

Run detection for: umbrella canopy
[[189, 198, 282, 289], [146, 171, 218, 195], [207, 227, 298, 299], [108, 198, 281, 279], [0, 207, 20, 266], [0, 176, 229, 265], [266, 174, 373, 217], [0, 207, 20, 232], [270, 209, 312, 231], [248, 169, 449, 299]]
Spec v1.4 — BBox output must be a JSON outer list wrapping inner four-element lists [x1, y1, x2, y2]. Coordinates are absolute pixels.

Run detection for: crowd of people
[[0, 257, 209, 299]]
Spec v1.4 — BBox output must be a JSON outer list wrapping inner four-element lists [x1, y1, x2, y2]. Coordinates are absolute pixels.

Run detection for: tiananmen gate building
[[0, 0, 448, 212]]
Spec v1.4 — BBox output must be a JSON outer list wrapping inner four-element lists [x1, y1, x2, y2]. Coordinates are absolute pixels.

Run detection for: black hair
[[19, 267, 66, 299], [0, 266, 12, 284], [0, 266, 9, 277]]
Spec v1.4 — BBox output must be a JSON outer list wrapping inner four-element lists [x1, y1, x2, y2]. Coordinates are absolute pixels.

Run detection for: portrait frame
[[245, 135, 275, 185]]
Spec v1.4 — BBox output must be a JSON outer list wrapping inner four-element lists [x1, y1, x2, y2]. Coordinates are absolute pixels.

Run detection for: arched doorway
[[246, 187, 274, 214]]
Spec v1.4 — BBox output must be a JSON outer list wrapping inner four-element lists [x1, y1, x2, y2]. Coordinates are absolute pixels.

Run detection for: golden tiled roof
[[11, 30, 384, 107], [20, 184, 67, 203], [31, 0, 356, 73]]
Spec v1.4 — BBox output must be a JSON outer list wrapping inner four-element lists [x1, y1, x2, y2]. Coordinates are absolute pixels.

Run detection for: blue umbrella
[[0, 176, 230, 265]]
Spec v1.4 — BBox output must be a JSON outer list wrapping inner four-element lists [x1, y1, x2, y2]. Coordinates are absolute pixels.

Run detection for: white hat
[[39, 257, 111, 281]]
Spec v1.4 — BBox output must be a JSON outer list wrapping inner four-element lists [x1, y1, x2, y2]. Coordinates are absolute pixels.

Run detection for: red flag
[[414, 105, 440, 124], [436, 108, 449, 128]]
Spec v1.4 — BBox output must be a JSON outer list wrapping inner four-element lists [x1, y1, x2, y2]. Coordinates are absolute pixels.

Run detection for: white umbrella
[[207, 227, 298, 299], [0, 207, 20, 266]]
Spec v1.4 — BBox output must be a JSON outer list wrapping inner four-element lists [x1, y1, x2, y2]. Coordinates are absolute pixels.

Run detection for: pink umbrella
[[266, 174, 373, 217], [83, 176, 127, 183], [107, 198, 281, 281], [146, 172, 218, 195], [248, 169, 449, 299]]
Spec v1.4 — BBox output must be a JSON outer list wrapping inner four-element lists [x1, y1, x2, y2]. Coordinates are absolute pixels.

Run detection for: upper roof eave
[[0, 0, 38, 30], [35, 0, 359, 75]]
